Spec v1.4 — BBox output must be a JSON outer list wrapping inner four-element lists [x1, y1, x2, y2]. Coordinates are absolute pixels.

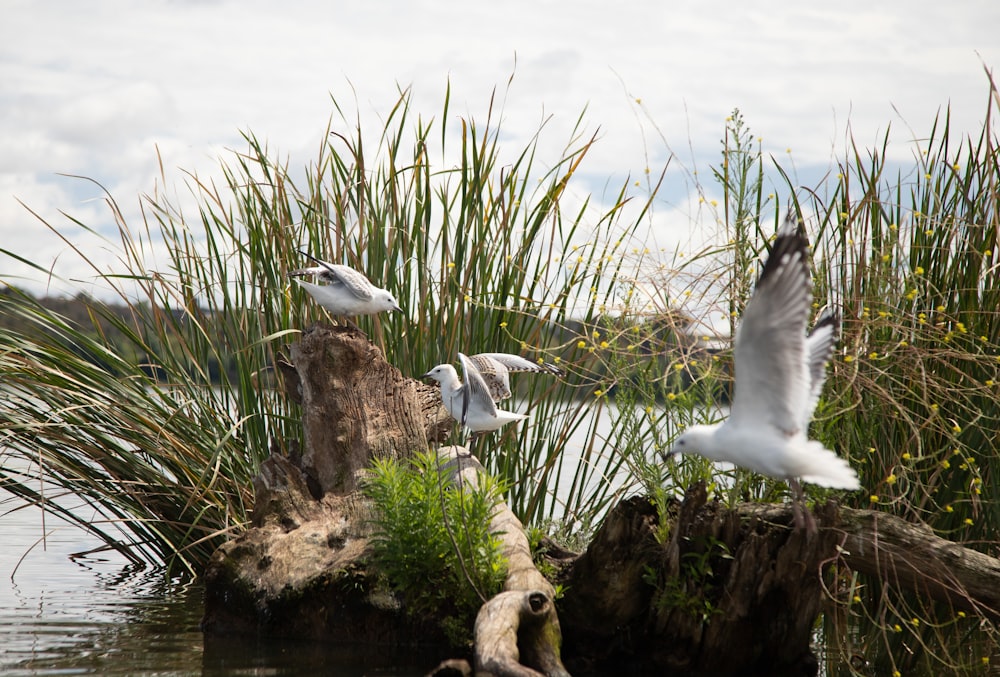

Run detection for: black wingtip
[[813, 306, 840, 329], [758, 226, 809, 288], [811, 306, 842, 342], [779, 207, 807, 237], [542, 361, 564, 376], [299, 249, 338, 274]]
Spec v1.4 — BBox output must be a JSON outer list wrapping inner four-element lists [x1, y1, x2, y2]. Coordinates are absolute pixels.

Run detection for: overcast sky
[[2, 0, 998, 297]]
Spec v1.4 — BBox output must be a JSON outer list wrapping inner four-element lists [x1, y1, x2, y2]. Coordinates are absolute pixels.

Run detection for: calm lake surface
[[0, 491, 431, 676]]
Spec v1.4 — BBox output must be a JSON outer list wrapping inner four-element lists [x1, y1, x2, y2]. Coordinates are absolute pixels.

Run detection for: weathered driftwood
[[427, 448, 569, 677], [838, 506, 1000, 619], [720, 503, 1000, 622]]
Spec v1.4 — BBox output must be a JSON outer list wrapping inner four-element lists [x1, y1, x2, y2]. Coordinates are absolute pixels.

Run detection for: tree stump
[[288, 323, 450, 495], [204, 324, 569, 677], [560, 486, 842, 676], [202, 324, 449, 642]]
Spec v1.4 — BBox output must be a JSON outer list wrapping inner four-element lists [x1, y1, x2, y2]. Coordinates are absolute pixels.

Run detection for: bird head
[[374, 289, 403, 314], [661, 425, 713, 462], [420, 363, 457, 385]]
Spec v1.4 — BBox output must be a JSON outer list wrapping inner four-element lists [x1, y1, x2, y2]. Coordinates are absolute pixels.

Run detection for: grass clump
[[362, 450, 508, 646]]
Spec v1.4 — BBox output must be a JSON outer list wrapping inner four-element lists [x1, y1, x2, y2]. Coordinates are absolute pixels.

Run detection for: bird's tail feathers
[[797, 441, 861, 490]]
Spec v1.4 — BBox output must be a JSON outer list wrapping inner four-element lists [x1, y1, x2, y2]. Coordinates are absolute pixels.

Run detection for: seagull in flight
[[663, 211, 859, 531], [422, 352, 556, 438], [289, 250, 402, 320]]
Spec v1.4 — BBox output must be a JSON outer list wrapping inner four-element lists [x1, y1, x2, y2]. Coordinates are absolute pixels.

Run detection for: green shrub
[[362, 450, 508, 644]]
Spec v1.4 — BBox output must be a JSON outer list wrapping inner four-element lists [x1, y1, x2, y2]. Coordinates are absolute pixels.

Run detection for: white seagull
[[422, 352, 536, 436], [289, 251, 403, 319], [663, 212, 859, 531]]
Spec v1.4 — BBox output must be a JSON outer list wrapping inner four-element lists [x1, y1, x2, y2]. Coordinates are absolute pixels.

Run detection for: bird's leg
[[467, 431, 483, 458], [338, 315, 362, 332], [788, 478, 817, 534]]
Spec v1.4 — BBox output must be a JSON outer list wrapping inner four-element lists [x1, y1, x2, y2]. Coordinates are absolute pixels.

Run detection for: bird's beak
[[659, 448, 676, 463], [393, 305, 404, 314], [419, 371, 431, 380]]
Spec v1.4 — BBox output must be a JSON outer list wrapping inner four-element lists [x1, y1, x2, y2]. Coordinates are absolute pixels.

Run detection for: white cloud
[[2, 0, 999, 296]]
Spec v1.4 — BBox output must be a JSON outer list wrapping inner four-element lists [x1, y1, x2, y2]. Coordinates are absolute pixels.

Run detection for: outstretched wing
[[470, 353, 562, 402], [728, 211, 813, 436], [801, 306, 840, 431], [297, 250, 375, 301], [458, 352, 499, 427], [287, 265, 331, 280]]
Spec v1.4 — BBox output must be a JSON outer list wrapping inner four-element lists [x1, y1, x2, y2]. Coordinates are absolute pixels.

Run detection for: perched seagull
[[421, 352, 529, 437], [466, 353, 563, 402], [663, 212, 859, 531], [289, 250, 403, 319]]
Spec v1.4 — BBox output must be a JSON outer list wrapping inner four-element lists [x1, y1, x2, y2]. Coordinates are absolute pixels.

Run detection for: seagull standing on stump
[[289, 250, 403, 323]]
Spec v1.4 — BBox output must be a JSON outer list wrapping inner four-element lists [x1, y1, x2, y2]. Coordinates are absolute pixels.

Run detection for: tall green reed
[[2, 72, 998, 673], [805, 88, 1000, 673]]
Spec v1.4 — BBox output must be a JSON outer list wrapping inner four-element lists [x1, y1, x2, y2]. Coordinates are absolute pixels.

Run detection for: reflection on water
[[0, 497, 430, 676]]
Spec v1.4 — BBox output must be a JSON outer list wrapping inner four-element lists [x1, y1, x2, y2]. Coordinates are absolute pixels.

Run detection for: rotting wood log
[[839, 506, 1000, 619], [427, 447, 570, 677], [724, 503, 1000, 621]]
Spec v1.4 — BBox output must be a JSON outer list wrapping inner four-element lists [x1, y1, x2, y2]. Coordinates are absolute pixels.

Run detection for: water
[[0, 499, 430, 676]]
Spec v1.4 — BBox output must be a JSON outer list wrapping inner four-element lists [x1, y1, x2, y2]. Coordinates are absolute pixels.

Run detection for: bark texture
[[837, 506, 1000, 620], [288, 323, 450, 495], [202, 324, 448, 642], [559, 486, 841, 676], [558, 489, 1000, 676]]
